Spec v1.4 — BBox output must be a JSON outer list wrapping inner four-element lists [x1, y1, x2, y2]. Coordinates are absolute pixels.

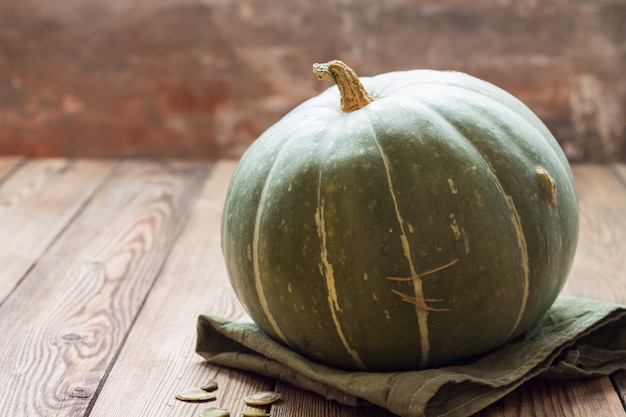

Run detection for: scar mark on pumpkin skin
[[460, 227, 471, 254], [387, 258, 459, 283], [315, 171, 367, 370], [449, 213, 461, 239], [448, 214, 471, 254], [391, 290, 450, 312], [536, 167, 558, 207], [388, 258, 459, 311], [448, 178, 459, 194]]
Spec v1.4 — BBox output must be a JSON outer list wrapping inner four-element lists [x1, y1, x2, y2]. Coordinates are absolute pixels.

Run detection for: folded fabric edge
[[196, 315, 370, 407]]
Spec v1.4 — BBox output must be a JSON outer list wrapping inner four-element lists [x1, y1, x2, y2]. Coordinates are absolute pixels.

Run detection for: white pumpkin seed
[[201, 406, 230, 417], [175, 388, 217, 402], [200, 378, 219, 392], [242, 410, 269, 417], [243, 391, 281, 406]]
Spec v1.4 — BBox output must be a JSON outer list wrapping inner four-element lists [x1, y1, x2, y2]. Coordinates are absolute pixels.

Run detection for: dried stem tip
[[312, 60, 375, 113]]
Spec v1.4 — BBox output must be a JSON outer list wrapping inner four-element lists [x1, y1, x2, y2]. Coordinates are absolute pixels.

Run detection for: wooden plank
[[87, 160, 273, 417], [0, 160, 209, 417], [479, 378, 625, 417], [563, 164, 626, 303], [0, 158, 114, 303], [614, 164, 626, 205]]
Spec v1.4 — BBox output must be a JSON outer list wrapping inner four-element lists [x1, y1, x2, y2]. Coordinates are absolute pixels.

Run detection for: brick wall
[[1, 0, 624, 161]]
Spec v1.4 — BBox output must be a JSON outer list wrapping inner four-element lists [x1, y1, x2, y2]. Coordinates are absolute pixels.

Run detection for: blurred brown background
[[1, 0, 624, 161]]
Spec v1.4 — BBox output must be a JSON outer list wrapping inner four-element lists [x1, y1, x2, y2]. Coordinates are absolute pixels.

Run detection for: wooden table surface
[[0, 157, 625, 417]]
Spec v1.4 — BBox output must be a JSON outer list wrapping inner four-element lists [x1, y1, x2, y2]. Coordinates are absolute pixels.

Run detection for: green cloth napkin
[[196, 296, 626, 417]]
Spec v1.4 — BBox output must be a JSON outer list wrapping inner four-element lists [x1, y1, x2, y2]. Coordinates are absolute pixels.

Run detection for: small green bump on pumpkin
[[536, 167, 558, 207]]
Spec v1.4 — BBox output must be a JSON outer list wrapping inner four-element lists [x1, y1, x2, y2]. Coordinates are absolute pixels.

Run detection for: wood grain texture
[[0, 160, 209, 416], [0, 158, 114, 303], [88, 160, 273, 417]]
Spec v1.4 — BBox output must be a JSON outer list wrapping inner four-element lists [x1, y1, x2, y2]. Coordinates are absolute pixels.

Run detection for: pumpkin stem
[[312, 60, 375, 112]]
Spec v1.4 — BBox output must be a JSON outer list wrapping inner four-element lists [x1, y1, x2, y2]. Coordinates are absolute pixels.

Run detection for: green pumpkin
[[221, 61, 579, 372]]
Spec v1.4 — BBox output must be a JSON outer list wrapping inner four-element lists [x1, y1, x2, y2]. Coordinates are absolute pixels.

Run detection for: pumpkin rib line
[[363, 113, 431, 368]]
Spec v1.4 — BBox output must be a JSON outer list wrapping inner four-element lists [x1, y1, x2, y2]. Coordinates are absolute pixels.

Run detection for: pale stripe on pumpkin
[[252, 167, 291, 347], [370, 131, 432, 368], [315, 171, 367, 370], [481, 160, 530, 339]]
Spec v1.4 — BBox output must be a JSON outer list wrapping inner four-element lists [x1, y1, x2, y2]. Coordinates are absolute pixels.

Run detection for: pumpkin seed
[[243, 391, 281, 406], [200, 378, 219, 392], [175, 388, 217, 402], [242, 410, 269, 417], [200, 406, 230, 417]]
